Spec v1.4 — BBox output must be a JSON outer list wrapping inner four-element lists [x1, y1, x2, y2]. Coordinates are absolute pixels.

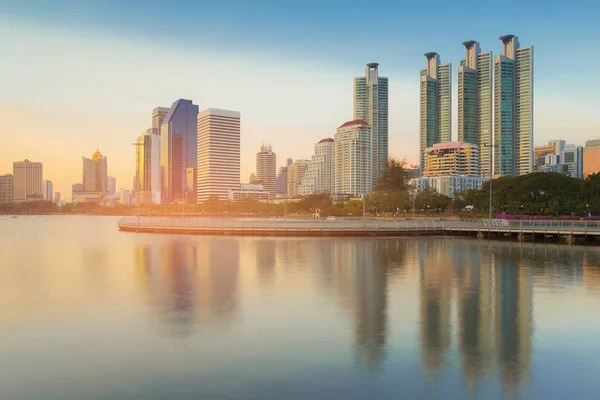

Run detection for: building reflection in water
[[456, 241, 493, 389], [419, 239, 452, 375], [494, 245, 532, 394], [135, 238, 240, 338], [326, 239, 403, 372], [255, 238, 276, 286], [418, 239, 534, 396], [132, 235, 598, 396]]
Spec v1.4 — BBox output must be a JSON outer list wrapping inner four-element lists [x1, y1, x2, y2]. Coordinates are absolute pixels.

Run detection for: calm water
[[1, 216, 600, 400]]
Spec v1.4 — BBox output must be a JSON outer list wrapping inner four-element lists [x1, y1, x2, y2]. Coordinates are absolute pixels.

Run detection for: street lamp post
[[362, 192, 366, 222], [483, 143, 494, 220]]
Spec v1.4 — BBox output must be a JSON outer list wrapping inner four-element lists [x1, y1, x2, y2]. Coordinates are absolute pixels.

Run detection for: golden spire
[[92, 147, 102, 162]]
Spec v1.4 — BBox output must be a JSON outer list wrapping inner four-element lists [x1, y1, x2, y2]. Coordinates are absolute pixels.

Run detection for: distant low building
[[0, 174, 13, 202], [228, 183, 270, 202], [107, 176, 116, 197], [72, 191, 103, 203], [43, 180, 53, 201], [535, 140, 583, 179], [120, 189, 132, 205], [410, 175, 489, 199], [287, 160, 309, 197]]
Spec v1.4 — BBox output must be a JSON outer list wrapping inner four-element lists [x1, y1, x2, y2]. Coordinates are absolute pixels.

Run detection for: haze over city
[[2, 0, 599, 198]]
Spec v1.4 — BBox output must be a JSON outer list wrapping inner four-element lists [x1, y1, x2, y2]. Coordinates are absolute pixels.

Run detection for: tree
[[415, 187, 451, 212], [372, 157, 412, 213], [375, 157, 409, 192]]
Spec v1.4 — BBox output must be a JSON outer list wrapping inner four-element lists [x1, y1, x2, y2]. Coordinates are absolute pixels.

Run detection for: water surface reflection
[[1, 217, 600, 400]]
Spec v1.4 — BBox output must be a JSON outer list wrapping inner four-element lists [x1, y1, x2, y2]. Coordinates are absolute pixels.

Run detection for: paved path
[[118, 216, 600, 238]]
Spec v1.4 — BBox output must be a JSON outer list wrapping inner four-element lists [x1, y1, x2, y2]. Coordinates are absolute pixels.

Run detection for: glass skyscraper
[[458, 41, 493, 177], [420, 53, 452, 174], [160, 99, 199, 203], [494, 35, 534, 177], [354, 63, 388, 185]]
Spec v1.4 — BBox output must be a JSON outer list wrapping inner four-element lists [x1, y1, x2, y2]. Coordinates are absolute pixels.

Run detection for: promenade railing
[[118, 217, 600, 234]]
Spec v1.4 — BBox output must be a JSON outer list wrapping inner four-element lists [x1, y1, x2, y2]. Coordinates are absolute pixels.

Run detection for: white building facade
[[354, 63, 388, 185], [333, 120, 371, 196], [197, 108, 241, 202], [43, 180, 53, 201], [410, 176, 489, 199], [298, 138, 334, 195]]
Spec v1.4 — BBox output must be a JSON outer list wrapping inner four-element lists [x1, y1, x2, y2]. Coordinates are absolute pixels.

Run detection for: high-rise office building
[[136, 133, 161, 204], [150, 107, 170, 134], [43, 180, 53, 201], [583, 139, 600, 177], [494, 35, 534, 177], [54, 192, 61, 203], [256, 144, 276, 195], [12, 160, 43, 202], [160, 99, 199, 203], [354, 63, 388, 184], [420, 53, 452, 174], [299, 138, 334, 195], [82, 149, 107, 193], [562, 144, 583, 179], [333, 120, 372, 196], [0, 174, 13, 202], [458, 41, 493, 177], [107, 176, 116, 197], [287, 160, 309, 197], [197, 108, 241, 202]]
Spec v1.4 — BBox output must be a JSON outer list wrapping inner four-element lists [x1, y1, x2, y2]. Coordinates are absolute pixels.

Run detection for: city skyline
[[1, 1, 599, 197]]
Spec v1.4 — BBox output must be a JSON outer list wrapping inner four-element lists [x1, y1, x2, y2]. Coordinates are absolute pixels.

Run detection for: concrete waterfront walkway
[[118, 216, 600, 243]]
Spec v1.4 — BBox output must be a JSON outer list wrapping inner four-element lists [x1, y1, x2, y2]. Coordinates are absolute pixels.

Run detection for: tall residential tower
[[420, 53, 452, 174], [494, 35, 534, 176], [458, 41, 493, 177], [333, 120, 372, 196], [354, 63, 388, 185], [256, 144, 276, 196]]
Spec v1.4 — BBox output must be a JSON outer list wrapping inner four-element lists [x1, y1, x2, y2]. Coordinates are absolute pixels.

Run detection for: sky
[[1, 0, 599, 198]]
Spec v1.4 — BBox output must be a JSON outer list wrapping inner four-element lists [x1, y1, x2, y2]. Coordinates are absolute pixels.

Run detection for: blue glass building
[[160, 99, 199, 203]]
